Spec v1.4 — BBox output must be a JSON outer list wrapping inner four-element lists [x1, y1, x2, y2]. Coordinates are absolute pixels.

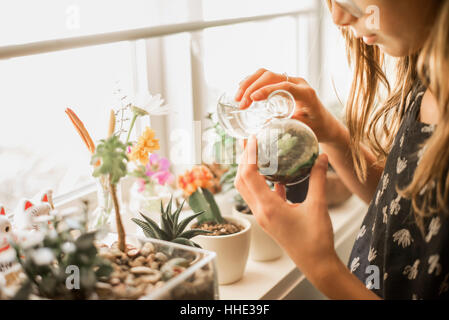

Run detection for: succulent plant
[[13, 213, 113, 300], [132, 198, 211, 248]]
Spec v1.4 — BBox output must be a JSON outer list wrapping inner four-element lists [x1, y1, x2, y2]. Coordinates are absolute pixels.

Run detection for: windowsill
[[218, 195, 367, 300], [50, 183, 366, 300]]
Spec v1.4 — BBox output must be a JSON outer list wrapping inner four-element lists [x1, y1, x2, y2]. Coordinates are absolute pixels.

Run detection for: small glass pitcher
[[216, 90, 296, 139]]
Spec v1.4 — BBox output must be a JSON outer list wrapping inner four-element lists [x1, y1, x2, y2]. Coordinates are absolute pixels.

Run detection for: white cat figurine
[[14, 190, 54, 232], [0, 206, 21, 287]]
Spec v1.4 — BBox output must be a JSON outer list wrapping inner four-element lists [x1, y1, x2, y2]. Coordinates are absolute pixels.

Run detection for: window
[[0, 0, 331, 210], [0, 43, 134, 209]]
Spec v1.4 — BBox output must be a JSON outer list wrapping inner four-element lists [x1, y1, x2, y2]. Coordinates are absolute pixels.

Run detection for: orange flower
[[129, 127, 160, 165], [178, 165, 214, 196]]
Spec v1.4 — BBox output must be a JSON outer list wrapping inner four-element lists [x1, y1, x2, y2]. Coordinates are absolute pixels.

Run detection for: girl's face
[[331, 0, 440, 57]]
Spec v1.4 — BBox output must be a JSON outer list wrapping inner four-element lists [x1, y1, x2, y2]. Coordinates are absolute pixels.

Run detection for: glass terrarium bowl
[[216, 89, 319, 186], [101, 234, 218, 300], [256, 118, 319, 186]]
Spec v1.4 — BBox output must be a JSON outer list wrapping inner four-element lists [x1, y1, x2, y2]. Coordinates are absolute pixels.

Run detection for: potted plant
[[4, 206, 218, 300], [177, 165, 251, 285], [219, 158, 284, 262]]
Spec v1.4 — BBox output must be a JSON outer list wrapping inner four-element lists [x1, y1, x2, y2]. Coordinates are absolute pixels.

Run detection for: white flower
[[425, 216, 441, 243], [350, 257, 360, 273], [61, 242, 76, 254], [356, 225, 366, 240], [428, 254, 442, 276], [31, 248, 54, 266], [403, 259, 420, 280], [393, 229, 414, 248], [389, 194, 402, 216], [368, 247, 377, 262], [131, 92, 169, 116], [396, 157, 407, 174]]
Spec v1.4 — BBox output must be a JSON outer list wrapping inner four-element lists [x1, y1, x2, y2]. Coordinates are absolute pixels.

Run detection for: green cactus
[[132, 197, 211, 248], [188, 188, 225, 225]]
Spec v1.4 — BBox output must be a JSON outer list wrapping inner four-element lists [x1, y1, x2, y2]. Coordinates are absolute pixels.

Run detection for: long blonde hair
[[328, 1, 449, 223]]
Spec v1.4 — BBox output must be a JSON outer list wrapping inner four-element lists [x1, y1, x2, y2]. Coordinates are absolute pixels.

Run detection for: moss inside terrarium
[[257, 119, 319, 185]]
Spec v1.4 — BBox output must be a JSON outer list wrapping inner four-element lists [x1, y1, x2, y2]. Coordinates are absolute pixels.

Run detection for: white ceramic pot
[[233, 206, 283, 262], [192, 216, 251, 285]]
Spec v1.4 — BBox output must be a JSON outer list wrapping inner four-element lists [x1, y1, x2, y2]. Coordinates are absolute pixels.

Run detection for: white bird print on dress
[[421, 125, 435, 133], [382, 206, 388, 224], [350, 257, 360, 273], [356, 225, 366, 240], [393, 229, 414, 248], [396, 157, 407, 174], [428, 254, 442, 276], [375, 174, 390, 206], [368, 247, 377, 262], [403, 259, 420, 280], [440, 274, 449, 295], [425, 216, 441, 243], [389, 195, 402, 216], [399, 134, 405, 148]]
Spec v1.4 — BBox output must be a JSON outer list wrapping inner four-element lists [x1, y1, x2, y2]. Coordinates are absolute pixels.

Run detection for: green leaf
[[172, 200, 185, 228], [12, 280, 32, 300], [139, 212, 169, 240], [176, 210, 205, 235], [178, 229, 211, 239], [172, 237, 201, 248], [95, 264, 113, 278], [75, 232, 97, 251], [190, 188, 224, 224], [131, 218, 158, 239]]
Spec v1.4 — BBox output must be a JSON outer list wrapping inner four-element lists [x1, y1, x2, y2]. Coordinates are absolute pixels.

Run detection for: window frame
[[0, 1, 323, 210]]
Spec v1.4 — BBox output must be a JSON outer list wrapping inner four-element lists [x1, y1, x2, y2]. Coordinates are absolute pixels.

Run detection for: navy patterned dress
[[348, 82, 449, 299]]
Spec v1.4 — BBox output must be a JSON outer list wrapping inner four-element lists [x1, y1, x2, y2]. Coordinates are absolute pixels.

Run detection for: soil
[[236, 204, 252, 215], [193, 220, 244, 236]]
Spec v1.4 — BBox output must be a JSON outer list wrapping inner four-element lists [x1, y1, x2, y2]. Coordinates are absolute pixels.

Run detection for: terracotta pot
[[191, 216, 251, 285], [233, 206, 282, 262], [326, 171, 352, 207]]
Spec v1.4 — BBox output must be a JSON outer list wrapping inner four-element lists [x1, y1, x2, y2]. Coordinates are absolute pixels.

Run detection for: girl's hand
[[235, 68, 339, 143], [235, 136, 338, 279]]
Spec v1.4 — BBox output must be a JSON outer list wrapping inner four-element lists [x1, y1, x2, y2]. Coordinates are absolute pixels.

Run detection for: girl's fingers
[[250, 81, 297, 101], [274, 184, 287, 200], [235, 68, 267, 102], [240, 136, 274, 200], [239, 72, 286, 109], [306, 154, 329, 205]]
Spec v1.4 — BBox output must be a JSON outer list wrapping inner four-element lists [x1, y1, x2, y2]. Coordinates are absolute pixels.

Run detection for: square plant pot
[[99, 234, 219, 300]]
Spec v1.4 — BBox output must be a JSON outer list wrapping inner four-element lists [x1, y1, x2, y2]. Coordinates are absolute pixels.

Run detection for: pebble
[[140, 242, 155, 256], [155, 252, 168, 262], [127, 248, 140, 258], [130, 266, 156, 275]]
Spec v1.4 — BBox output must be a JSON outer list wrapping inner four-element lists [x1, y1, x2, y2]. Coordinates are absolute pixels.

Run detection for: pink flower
[[137, 178, 147, 192], [153, 170, 174, 186], [144, 153, 173, 186]]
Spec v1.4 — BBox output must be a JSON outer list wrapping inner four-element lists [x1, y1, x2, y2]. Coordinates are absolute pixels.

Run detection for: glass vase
[[89, 176, 123, 231]]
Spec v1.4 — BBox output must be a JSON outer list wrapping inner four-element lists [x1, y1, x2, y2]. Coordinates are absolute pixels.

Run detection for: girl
[[234, 0, 448, 299]]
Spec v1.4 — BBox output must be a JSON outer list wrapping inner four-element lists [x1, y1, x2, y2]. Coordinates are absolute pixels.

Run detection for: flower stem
[[126, 113, 138, 144], [110, 178, 126, 252]]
